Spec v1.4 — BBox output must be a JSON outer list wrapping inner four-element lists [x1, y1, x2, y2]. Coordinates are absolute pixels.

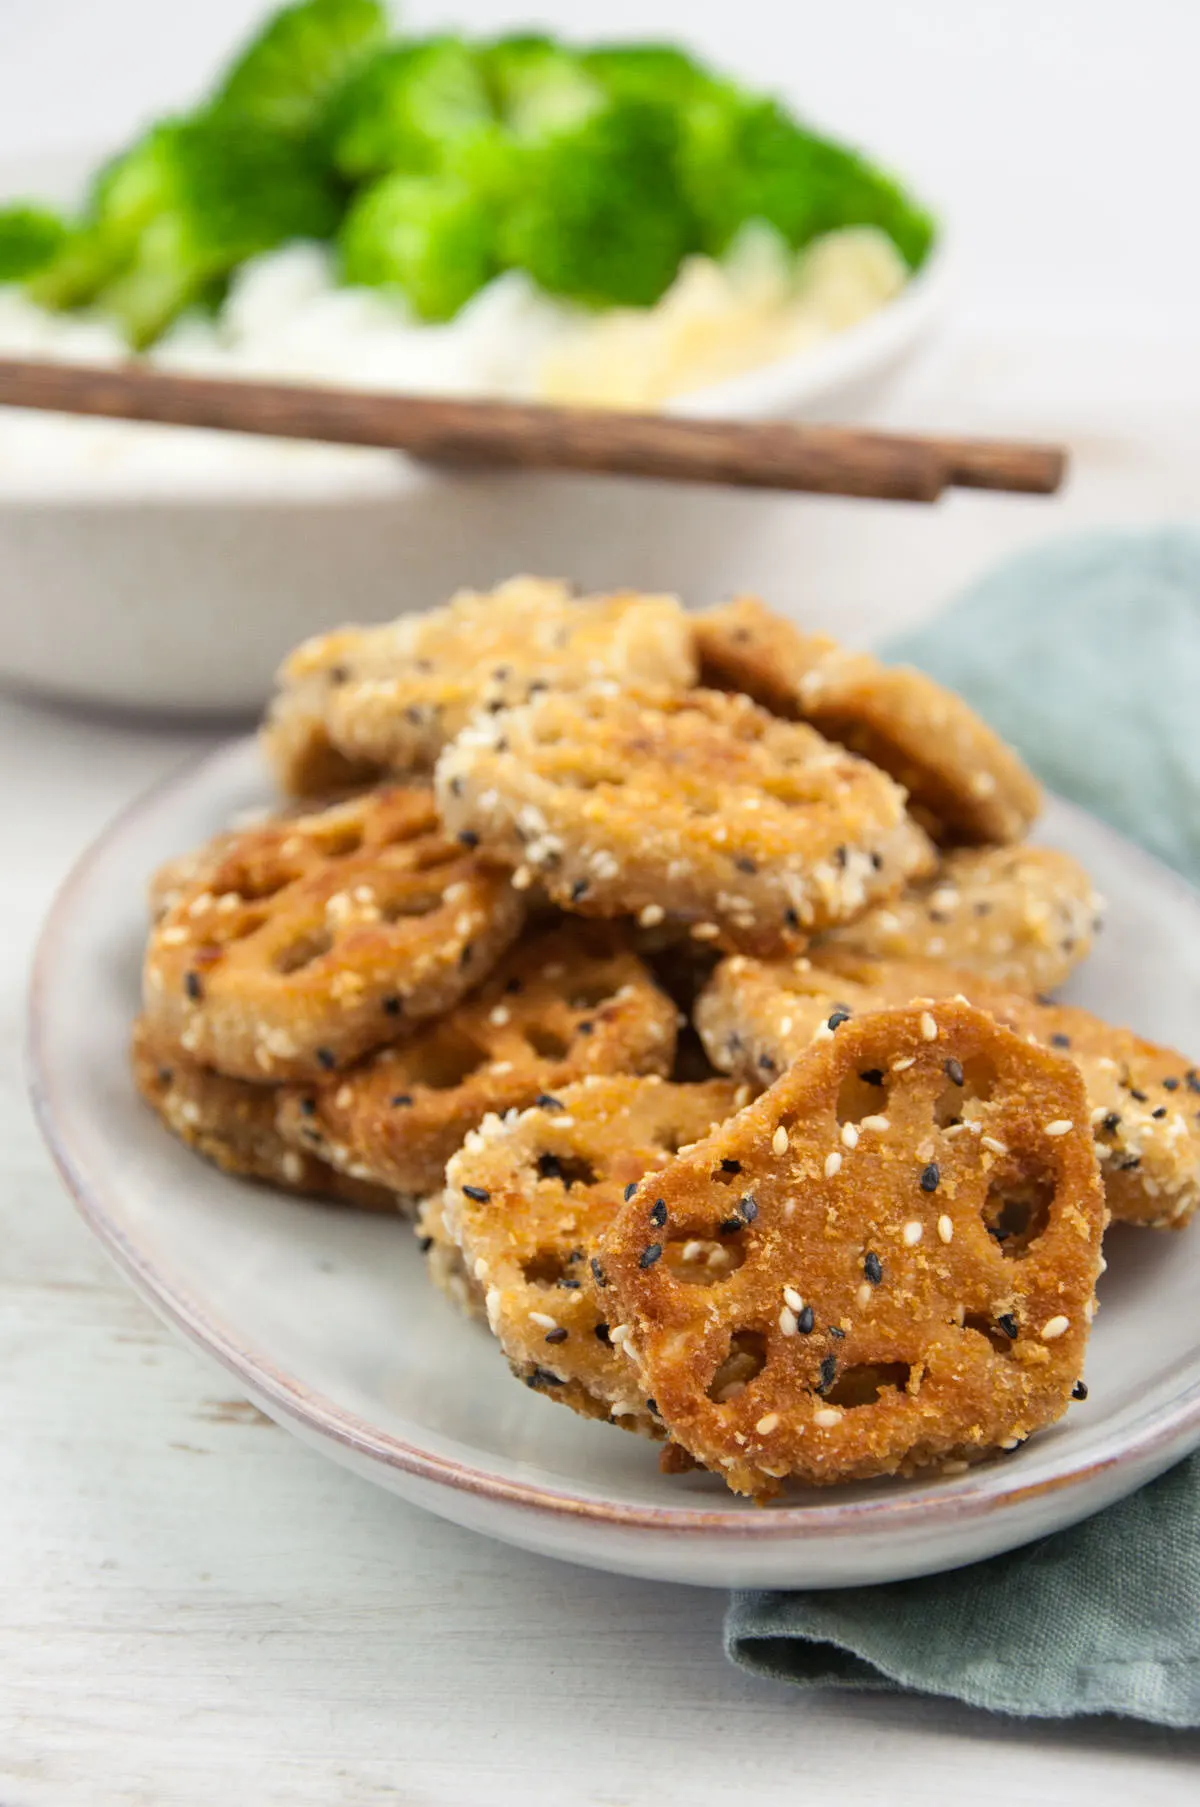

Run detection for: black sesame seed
[[1117, 1154, 1142, 1171], [784, 908, 801, 930], [646, 1399, 658, 1415], [457, 830, 480, 848], [649, 1200, 668, 1227], [1152, 1106, 1168, 1120], [1128, 1087, 1148, 1103], [1186, 1070, 1200, 1095], [623, 1182, 638, 1202], [577, 1020, 594, 1035], [739, 1193, 759, 1222], [382, 996, 403, 1019], [462, 1184, 491, 1203], [827, 1010, 852, 1031], [328, 664, 349, 684], [1071, 1380, 1089, 1401], [920, 1162, 941, 1193], [758, 1053, 777, 1074], [417, 1235, 433, 1253], [505, 976, 524, 995], [1051, 1033, 1071, 1048], [590, 1257, 607, 1288], [526, 1367, 562, 1387], [449, 776, 463, 797], [639, 1243, 663, 1268], [184, 971, 204, 1001], [996, 1313, 1020, 1339], [721, 1158, 742, 1174], [594, 1322, 611, 1344], [870, 851, 883, 871], [537, 1153, 564, 1180], [944, 1057, 964, 1087], [834, 844, 848, 869], [390, 1093, 413, 1108], [299, 1097, 316, 1117], [558, 1278, 581, 1290], [859, 1068, 885, 1087], [571, 880, 589, 901], [405, 705, 424, 724], [735, 856, 758, 874], [863, 1250, 883, 1285], [537, 1093, 564, 1111], [719, 1217, 743, 1235], [817, 1354, 838, 1393], [796, 1305, 815, 1334], [1163, 1077, 1180, 1091], [156, 1066, 174, 1085], [544, 1327, 568, 1345], [1101, 1111, 1120, 1134], [828, 1324, 845, 1339], [315, 1047, 336, 1071]]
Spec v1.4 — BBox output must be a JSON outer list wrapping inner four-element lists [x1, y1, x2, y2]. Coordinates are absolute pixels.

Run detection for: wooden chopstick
[[0, 357, 1066, 503]]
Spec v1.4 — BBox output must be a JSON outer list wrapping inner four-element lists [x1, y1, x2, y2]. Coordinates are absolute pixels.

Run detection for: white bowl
[[0, 213, 947, 716], [27, 741, 1200, 1587]]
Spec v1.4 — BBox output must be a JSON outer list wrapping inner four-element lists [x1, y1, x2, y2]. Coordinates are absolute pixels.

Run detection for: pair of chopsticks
[[0, 357, 1066, 502]]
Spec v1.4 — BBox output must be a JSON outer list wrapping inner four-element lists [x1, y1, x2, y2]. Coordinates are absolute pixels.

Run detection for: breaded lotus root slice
[[694, 596, 1041, 846], [131, 1019, 401, 1213], [276, 922, 680, 1199], [263, 576, 697, 794], [442, 1075, 745, 1433], [601, 1001, 1104, 1499], [142, 784, 525, 1084], [818, 845, 1104, 995], [436, 685, 935, 956], [695, 952, 1200, 1230]]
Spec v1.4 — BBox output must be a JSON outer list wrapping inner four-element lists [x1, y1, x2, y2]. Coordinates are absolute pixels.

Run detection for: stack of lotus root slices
[[135, 577, 1200, 1501]]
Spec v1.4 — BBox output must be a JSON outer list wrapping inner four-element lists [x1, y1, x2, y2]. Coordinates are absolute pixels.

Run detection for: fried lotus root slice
[[442, 1075, 744, 1433], [695, 952, 1200, 1230], [263, 576, 697, 794], [602, 1001, 1104, 1499], [817, 844, 1104, 995], [436, 684, 935, 956], [694, 596, 1041, 846], [142, 784, 525, 1083], [131, 1019, 401, 1213], [276, 922, 681, 1199]]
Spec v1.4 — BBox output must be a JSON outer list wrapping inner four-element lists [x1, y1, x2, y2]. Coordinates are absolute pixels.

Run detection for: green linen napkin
[[724, 527, 1200, 1727]]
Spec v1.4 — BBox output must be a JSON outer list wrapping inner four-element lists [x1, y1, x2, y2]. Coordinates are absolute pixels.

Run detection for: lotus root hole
[[380, 892, 441, 922], [525, 1024, 571, 1061], [537, 1153, 597, 1190], [706, 1330, 768, 1403], [836, 1068, 890, 1126], [417, 1032, 488, 1091], [307, 825, 363, 858], [964, 1313, 1019, 1355], [273, 928, 334, 974], [822, 1362, 912, 1409], [568, 978, 618, 1010], [934, 1053, 998, 1127], [983, 1170, 1054, 1255], [521, 1248, 570, 1287], [663, 1236, 747, 1285]]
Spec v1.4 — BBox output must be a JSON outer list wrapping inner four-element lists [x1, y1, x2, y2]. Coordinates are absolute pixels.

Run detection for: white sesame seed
[[859, 1114, 890, 1133], [981, 1135, 1009, 1156], [681, 1240, 706, 1262], [1084, 1297, 1097, 1322], [608, 1323, 631, 1345], [159, 925, 188, 945], [856, 1282, 873, 1308], [529, 1311, 558, 1331], [902, 1220, 924, 1246], [280, 1151, 304, 1185], [812, 1023, 835, 1043], [783, 1286, 805, 1313], [999, 1437, 1022, 1451], [488, 1005, 511, 1027], [1040, 1314, 1070, 1341], [772, 1125, 790, 1157], [755, 1412, 780, 1435], [937, 1214, 954, 1244], [824, 1151, 843, 1179], [814, 1407, 843, 1428], [690, 921, 721, 941], [638, 903, 666, 928], [1044, 1120, 1073, 1137], [511, 865, 533, 890], [891, 1056, 915, 1072], [779, 1308, 797, 1337], [920, 1012, 938, 1041], [783, 1198, 796, 1219], [941, 1459, 970, 1476], [841, 1122, 860, 1150]]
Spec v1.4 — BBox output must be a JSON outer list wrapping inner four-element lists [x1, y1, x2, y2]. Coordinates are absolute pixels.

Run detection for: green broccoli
[[582, 42, 718, 110], [0, 204, 68, 281], [212, 0, 388, 137], [326, 36, 497, 182], [339, 170, 495, 321], [682, 94, 935, 269], [485, 34, 603, 138], [30, 116, 340, 344]]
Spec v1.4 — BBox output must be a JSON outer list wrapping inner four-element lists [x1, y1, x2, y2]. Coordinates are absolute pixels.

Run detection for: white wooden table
[[4, 302, 1200, 1800]]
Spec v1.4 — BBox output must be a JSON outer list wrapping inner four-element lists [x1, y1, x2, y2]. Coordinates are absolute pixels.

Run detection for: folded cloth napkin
[[724, 526, 1200, 1727]]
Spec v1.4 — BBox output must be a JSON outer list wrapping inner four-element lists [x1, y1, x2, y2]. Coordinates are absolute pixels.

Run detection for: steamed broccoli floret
[[498, 98, 699, 310], [0, 204, 68, 281], [682, 94, 935, 269], [326, 36, 496, 182], [582, 42, 717, 110], [31, 116, 340, 344], [485, 34, 603, 138], [213, 0, 388, 136], [339, 170, 495, 321]]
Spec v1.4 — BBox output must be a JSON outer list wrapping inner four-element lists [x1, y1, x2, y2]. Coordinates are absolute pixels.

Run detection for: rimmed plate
[[28, 739, 1200, 1588]]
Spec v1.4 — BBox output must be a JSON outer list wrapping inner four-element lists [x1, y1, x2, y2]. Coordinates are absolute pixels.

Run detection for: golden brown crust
[[817, 844, 1103, 995], [142, 785, 525, 1083], [696, 950, 1200, 1229], [442, 1076, 744, 1433], [602, 1001, 1104, 1498], [263, 577, 697, 794], [416, 1193, 489, 1323], [435, 684, 935, 956], [131, 1019, 402, 1213], [695, 597, 1041, 846], [276, 922, 680, 1199]]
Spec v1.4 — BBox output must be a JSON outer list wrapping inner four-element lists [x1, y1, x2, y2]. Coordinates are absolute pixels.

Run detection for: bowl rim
[[25, 737, 1200, 1543]]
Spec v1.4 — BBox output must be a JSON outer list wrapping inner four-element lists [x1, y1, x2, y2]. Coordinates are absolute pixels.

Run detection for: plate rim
[[27, 737, 1200, 1546]]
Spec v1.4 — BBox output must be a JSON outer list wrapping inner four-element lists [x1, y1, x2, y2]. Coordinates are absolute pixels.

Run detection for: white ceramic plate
[[29, 738, 1200, 1588]]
